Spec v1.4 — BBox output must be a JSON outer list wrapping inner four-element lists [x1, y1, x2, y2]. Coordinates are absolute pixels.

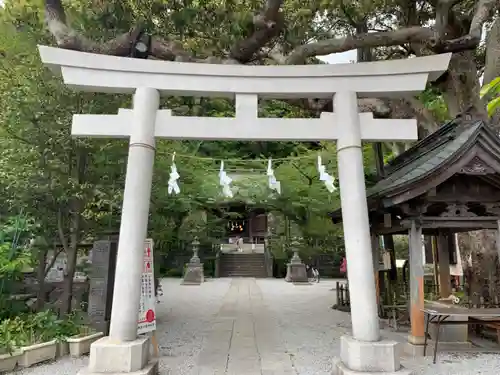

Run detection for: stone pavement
[[12, 277, 500, 375], [197, 278, 295, 375]]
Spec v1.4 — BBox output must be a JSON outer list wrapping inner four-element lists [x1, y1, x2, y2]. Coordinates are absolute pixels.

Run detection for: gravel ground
[[257, 279, 500, 375], [10, 277, 500, 375]]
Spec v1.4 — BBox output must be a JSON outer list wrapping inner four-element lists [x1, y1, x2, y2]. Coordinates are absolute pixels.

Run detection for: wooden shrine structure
[[330, 112, 500, 349]]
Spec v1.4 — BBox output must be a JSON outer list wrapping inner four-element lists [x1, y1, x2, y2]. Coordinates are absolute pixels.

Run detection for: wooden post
[[437, 232, 451, 298], [431, 236, 440, 296], [371, 234, 381, 306], [408, 220, 425, 345], [496, 220, 500, 264]]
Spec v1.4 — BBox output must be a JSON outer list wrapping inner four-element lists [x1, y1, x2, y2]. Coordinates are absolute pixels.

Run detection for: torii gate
[[38, 45, 450, 375]]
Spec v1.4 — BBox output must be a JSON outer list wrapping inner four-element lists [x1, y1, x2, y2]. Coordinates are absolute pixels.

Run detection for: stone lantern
[[190, 238, 201, 264], [182, 237, 204, 285], [285, 238, 308, 283]]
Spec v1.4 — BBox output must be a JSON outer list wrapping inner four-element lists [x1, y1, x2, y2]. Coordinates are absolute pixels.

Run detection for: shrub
[[0, 310, 88, 354]]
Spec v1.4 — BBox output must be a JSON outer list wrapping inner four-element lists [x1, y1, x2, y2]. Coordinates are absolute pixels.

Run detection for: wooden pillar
[[408, 220, 425, 345], [496, 220, 500, 264], [371, 234, 380, 306], [431, 236, 440, 294], [437, 232, 451, 298]]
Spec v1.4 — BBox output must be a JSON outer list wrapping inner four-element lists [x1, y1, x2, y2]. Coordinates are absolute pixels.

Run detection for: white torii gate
[[38, 45, 450, 375]]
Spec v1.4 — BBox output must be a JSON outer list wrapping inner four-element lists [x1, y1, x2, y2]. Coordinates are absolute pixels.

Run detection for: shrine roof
[[367, 117, 483, 199], [329, 113, 500, 221]]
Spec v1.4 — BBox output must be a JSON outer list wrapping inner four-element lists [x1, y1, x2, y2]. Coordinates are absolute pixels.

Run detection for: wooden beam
[[401, 216, 498, 230]]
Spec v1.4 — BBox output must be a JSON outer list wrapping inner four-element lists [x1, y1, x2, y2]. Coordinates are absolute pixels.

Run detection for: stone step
[[220, 261, 266, 266], [219, 253, 268, 278]]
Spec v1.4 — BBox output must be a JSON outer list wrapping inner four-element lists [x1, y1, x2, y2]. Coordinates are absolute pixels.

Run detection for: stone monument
[[285, 239, 308, 283], [182, 238, 204, 285], [87, 238, 118, 334]]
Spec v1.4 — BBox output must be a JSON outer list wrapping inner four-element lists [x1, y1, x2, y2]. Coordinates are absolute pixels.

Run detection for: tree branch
[[287, 0, 499, 64], [230, 0, 285, 63], [45, 0, 284, 63], [436, 0, 499, 53], [286, 27, 436, 64], [44, 247, 64, 276], [291, 163, 314, 185], [45, 0, 139, 55]]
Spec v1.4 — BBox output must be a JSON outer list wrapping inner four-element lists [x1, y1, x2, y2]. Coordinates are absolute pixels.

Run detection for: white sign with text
[[138, 238, 156, 334]]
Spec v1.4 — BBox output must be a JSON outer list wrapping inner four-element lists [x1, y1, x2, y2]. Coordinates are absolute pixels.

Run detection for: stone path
[[197, 278, 295, 375], [12, 277, 500, 375]]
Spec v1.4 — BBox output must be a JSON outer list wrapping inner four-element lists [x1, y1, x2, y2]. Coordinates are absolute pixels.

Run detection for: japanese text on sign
[[138, 238, 156, 334]]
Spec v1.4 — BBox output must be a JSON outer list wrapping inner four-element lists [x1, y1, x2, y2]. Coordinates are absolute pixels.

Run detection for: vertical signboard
[[138, 238, 156, 334]]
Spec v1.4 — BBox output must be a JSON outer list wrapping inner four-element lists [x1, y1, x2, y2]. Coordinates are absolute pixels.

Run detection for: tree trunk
[[59, 207, 81, 315], [483, 17, 500, 88], [59, 148, 86, 316], [441, 51, 485, 117], [35, 248, 47, 311], [484, 16, 500, 127]]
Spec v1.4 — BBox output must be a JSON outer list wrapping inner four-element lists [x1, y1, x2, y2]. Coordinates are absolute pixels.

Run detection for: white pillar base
[[333, 335, 413, 374], [333, 360, 413, 375], [77, 337, 158, 375]]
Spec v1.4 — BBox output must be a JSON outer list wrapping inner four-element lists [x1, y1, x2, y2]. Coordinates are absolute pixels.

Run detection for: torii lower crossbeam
[[72, 109, 417, 142]]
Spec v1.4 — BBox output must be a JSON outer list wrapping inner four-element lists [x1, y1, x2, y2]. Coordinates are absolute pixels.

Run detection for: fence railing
[[332, 281, 350, 312]]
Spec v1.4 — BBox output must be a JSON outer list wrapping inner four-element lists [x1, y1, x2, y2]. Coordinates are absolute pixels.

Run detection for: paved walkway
[[197, 279, 294, 375], [13, 278, 500, 375]]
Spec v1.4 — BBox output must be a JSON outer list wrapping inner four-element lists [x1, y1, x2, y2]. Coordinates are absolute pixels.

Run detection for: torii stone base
[[79, 337, 158, 375], [332, 336, 414, 375]]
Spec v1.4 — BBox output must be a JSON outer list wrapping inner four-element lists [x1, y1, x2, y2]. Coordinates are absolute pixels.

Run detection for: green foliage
[[480, 77, 500, 117], [0, 310, 88, 354], [419, 88, 451, 123], [0, 215, 35, 320], [393, 235, 409, 260]]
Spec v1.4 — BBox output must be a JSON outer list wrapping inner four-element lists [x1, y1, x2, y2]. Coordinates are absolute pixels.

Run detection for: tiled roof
[[367, 120, 482, 198], [329, 114, 499, 220]]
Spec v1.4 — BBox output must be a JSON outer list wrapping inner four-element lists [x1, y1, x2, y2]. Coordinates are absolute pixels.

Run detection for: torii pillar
[[38, 45, 450, 375]]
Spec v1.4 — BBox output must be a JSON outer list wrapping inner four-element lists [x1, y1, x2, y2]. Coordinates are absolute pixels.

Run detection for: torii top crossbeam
[[38, 46, 451, 99], [37, 46, 451, 143]]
